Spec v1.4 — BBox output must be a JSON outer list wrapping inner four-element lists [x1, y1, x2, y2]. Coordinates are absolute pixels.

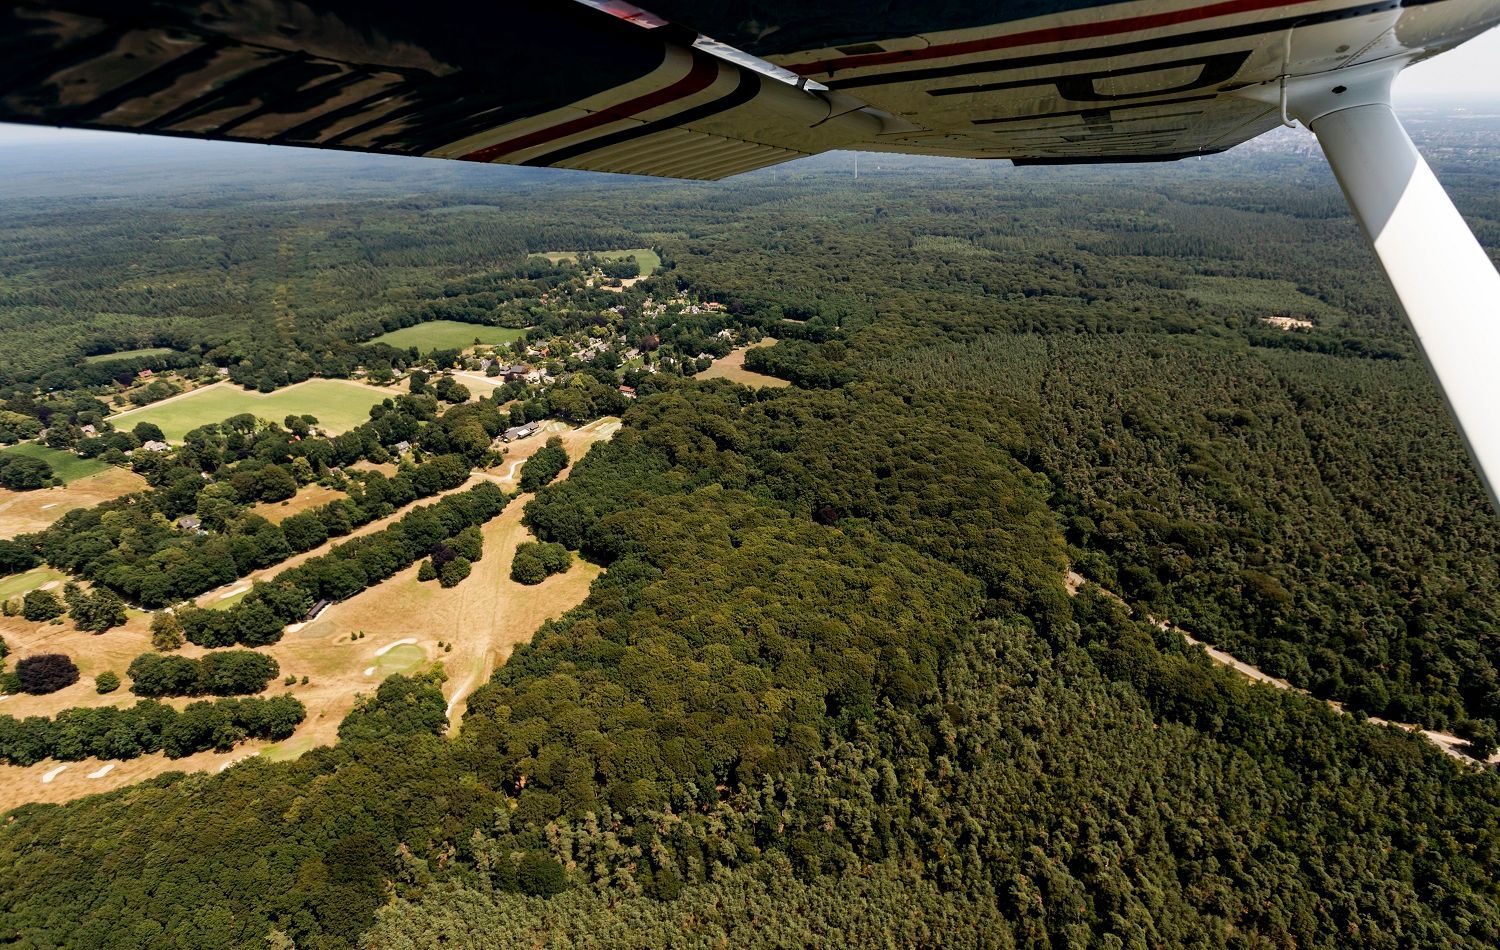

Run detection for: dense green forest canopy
[[0, 110, 1497, 947]]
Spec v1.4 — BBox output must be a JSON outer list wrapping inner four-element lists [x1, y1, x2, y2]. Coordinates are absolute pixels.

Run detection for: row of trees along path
[[1064, 571, 1500, 768]]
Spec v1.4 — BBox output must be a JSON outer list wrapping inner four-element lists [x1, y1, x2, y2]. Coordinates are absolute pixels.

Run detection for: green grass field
[[207, 588, 250, 612], [0, 567, 67, 601], [376, 643, 426, 676], [83, 347, 178, 364], [109, 380, 390, 442], [367, 321, 527, 350], [538, 247, 662, 275], [1, 443, 112, 483]]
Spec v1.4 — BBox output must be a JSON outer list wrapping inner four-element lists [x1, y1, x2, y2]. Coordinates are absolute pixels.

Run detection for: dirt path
[[1065, 571, 1500, 768]]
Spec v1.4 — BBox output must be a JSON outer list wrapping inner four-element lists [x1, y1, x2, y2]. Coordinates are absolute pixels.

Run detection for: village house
[[140, 440, 170, 452]]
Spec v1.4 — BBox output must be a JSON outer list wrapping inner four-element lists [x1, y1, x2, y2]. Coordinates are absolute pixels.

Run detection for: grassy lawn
[[1, 443, 113, 483], [83, 347, 178, 364], [206, 587, 250, 612], [376, 643, 427, 676], [367, 321, 527, 350], [538, 247, 662, 275], [109, 379, 391, 442], [0, 567, 67, 601]]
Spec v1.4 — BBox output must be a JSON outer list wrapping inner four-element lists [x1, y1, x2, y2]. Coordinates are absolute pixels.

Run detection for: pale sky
[[0, 24, 1495, 148], [1394, 25, 1500, 101]]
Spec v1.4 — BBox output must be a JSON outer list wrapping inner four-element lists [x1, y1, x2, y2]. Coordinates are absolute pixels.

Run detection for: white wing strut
[[1284, 67, 1500, 510]]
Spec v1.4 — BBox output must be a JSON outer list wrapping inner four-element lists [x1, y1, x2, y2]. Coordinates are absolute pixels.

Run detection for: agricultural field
[[697, 338, 791, 389], [0, 416, 619, 807], [0, 467, 147, 537], [82, 347, 178, 364], [0, 443, 112, 484], [366, 320, 527, 350], [107, 379, 399, 441], [538, 247, 662, 275]]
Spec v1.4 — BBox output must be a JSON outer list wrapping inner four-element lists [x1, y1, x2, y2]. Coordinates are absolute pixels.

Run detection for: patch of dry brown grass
[[696, 338, 790, 389], [0, 467, 148, 538], [251, 483, 347, 523], [0, 418, 620, 808]]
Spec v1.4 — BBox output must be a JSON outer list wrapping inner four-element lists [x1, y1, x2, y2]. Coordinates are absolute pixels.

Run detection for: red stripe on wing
[[459, 51, 720, 163], [787, 0, 1326, 76]]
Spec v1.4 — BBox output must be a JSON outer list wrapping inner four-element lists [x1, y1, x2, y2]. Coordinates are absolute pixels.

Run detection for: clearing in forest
[[82, 347, 178, 364], [366, 321, 527, 351], [108, 379, 399, 442], [251, 483, 348, 523], [697, 338, 790, 389], [537, 247, 662, 275], [0, 466, 147, 537]]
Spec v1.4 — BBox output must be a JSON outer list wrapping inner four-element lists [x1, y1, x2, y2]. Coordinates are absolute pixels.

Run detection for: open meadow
[[251, 483, 348, 523], [0, 443, 113, 483], [697, 338, 791, 389], [0, 467, 148, 538], [83, 347, 178, 364], [367, 320, 527, 350], [537, 247, 662, 275], [0, 417, 619, 808], [108, 378, 399, 441]]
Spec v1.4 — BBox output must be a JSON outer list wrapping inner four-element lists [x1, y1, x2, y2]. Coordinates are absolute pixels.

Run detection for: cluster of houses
[[475, 358, 551, 385], [639, 296, 727, 319]]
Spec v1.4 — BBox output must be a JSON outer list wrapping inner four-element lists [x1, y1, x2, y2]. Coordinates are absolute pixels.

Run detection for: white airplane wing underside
[[2, 0, 1498, 504]]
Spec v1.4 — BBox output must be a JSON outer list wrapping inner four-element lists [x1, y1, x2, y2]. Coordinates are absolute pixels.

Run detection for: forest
[[0, 113, 1496, 947]]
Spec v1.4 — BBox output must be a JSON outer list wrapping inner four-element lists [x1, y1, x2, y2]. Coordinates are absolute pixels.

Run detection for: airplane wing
[[0, 0, 893, 180], [3, 0, 1494, 176], [2, 0, 1499, 505]]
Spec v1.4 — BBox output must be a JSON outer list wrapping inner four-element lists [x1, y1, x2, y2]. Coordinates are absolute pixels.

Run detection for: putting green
[[376, 643, 426, 675]]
